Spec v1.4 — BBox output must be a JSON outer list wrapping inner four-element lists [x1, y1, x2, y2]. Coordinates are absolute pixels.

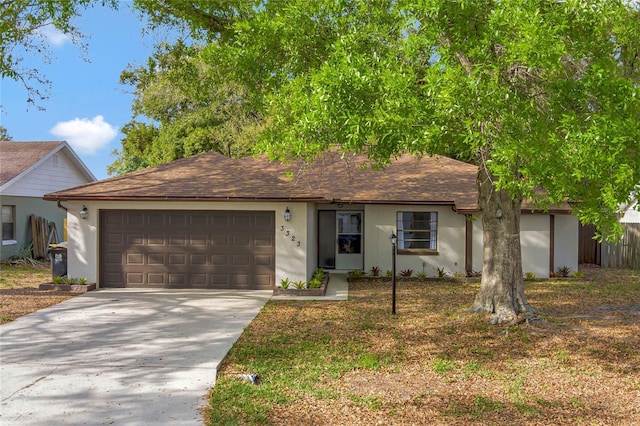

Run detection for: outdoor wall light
[[80, 205, 89, 220], [284, 207, 291, 222], [389, 232, 397, 245]]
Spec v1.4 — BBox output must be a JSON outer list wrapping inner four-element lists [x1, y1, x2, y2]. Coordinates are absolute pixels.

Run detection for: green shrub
[[400, 269, 414, 277], [292, 280, 306, 290], [312, 269, 325, 280], [434, 267, 449, 278], [308, 277, 322, 288], [416, 271, 427, 279], [280, 278, 291, 289], [556, 266, 571, 278], [347, 269, 365, 278], [524, 272, 536, 280]]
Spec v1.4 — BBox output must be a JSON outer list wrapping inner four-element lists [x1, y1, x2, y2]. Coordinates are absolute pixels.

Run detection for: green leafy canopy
[[199, 0, 640, 239]]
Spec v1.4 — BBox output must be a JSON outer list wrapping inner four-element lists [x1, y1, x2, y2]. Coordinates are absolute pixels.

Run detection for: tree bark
[[472, 166, 537, 324]]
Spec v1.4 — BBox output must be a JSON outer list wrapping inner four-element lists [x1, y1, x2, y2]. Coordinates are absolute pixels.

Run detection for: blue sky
[[1, 3, 173, 180]]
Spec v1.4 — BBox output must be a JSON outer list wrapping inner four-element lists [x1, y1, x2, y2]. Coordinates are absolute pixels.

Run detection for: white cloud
[[50, 115, 118, 155], [37, 24, 71, 48]]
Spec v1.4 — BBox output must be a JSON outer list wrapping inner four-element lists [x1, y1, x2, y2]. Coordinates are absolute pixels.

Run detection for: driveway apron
[[0, 289, 271, 425]]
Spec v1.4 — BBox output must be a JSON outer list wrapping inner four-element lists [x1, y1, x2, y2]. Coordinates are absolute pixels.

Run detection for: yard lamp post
[[389, 232, 397, 315]]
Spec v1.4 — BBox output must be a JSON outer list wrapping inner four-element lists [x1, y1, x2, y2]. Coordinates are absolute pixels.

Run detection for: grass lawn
[[205, 267, 640, 425], [0, 263, 79, 324]]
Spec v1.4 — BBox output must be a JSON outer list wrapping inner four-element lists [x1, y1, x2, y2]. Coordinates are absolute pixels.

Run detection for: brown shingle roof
[[0, 141, 64, 186], [44, 151, 480, 211]]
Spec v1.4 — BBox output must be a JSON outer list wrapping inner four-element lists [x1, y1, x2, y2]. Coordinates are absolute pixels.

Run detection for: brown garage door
[[100, 210, 275, 289]]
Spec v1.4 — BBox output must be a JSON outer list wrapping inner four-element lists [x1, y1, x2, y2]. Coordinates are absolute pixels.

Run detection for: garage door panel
[[126, 253, 144, 265], [105, 252, 122, 264], [190, 213, 209, 228], [233, 254, 250, 266], [254, 235, 273, 246], [254, 274, 272, 287], [189, 234, 207, 245], [168, 274, 186, 285], [191, 274, 207, 286], [127, 234, 144, 245], [168, 254, 186, 265], [210, 234, 229, 247], [233, 275, 249, 286], [255, 255, 273, 266], [168, 214, 187, 226], [148, 234, 165, 245], [210, 254, 229, 266], [210, 274, 231, 286], [147, 253, 165, 265], [105, 233, 123, 244], [169, 234, 186, 245], [232, 235, 251, 247], [209, 214, 230, 228], [126, 273, 144, 285], [104, 213, 124, 225], [232, 215, 251, 228], [101, 210, 275, 289], [126, 213, 145, 226], [254, 215, 273, 228], [146, 213, 166, 227]]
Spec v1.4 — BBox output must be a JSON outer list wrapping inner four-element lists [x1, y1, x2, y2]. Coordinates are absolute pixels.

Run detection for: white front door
[[335, 212, 363, 270], [317, 211, 364, 271]]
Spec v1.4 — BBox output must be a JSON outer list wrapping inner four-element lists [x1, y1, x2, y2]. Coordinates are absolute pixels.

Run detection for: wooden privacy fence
[[30, 214, 59, 259], [579, 223, 601, 265], [601, 223, 640, 269]]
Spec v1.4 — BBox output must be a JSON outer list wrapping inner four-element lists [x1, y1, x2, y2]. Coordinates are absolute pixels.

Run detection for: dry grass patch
[[206, 267, 640, 425], [0, 263, 79, 324]]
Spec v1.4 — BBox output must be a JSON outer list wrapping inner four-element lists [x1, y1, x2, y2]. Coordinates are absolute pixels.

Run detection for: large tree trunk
[[472, 167, 537, 324]]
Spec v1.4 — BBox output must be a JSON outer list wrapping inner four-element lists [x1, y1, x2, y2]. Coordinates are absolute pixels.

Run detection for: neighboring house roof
[[0, 141, 96, 193], [44, 151, 480, 211], [621, 198, 639, 223]]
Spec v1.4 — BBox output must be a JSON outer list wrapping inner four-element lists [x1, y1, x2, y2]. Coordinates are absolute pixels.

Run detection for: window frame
[[396, 211, 438, 255], [2, 205, 16, 242]]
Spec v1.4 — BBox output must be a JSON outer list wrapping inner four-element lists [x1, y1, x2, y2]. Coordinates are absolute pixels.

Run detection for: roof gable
[[0, 141, 96, 195], [45, 151, 479, 210], [1, 141, 63, 186]]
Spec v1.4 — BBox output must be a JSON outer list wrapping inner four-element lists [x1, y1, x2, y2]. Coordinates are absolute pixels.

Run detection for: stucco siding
[[471, 213, 575, 279], [364, 205, 466, 277], [306, 204, 318, 279], [520, 215, 551, 278], [3, 151, 90, 197], [0, 196, 65, 260], [66, 200, 311, 287], [554, 215, 579, 274]]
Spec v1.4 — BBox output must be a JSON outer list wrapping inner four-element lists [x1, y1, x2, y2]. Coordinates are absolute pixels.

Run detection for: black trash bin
[[49, 247, 67, 278]]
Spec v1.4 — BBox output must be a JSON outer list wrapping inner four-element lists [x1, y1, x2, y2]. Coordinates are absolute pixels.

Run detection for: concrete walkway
[[0, 289, 271, 425]]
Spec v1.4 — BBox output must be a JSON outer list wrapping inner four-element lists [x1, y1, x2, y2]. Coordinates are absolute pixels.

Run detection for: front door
[[318, 211, 364, 270]]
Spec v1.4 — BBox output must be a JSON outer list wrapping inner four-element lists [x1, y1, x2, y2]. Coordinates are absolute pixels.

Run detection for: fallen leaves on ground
[[209, 266, 640, 425], [0, 263, 78, 323]]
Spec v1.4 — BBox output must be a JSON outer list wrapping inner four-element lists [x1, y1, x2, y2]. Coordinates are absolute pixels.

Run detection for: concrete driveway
[[0, 288, 271, 425]]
